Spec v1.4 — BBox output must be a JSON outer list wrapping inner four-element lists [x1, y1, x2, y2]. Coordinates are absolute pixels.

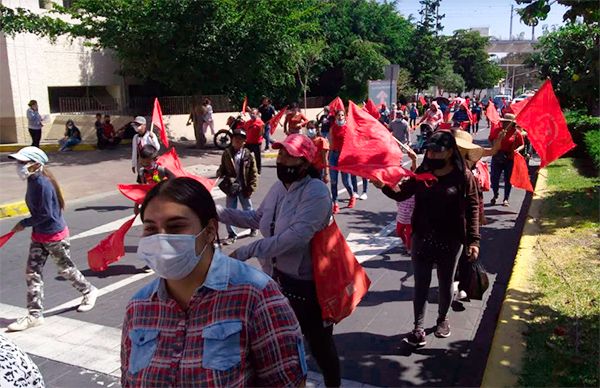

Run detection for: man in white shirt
[[131, 116, 160, 182]]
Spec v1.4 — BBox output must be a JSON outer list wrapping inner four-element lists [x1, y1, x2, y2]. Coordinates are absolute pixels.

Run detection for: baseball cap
[[424, 130, 456, 152], [273, 134, 317, 161], [133, 116, 146, 126], [231, 128, 247, 138], [8, 146, 49, 165]]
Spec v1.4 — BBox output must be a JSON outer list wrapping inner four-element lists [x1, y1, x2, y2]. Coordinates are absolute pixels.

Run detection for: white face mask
[[307, 128, 317, 138], [137, 228, 209, 280], [16, 162, 39, 180]]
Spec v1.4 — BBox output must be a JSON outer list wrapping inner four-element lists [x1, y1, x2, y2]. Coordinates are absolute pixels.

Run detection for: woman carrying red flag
[[284, 103, 309, 135], [329, 109, 355, 213]]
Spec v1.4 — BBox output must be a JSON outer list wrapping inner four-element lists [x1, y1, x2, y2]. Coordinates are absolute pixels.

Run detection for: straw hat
[[454, 130, 483, 162], [499, 113, 516, 123]]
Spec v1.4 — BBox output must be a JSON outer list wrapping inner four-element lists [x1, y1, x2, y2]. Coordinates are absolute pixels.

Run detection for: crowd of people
[[5, 93, 529, 387]]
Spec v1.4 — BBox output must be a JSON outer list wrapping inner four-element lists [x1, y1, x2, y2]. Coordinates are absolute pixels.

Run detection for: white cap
[[133, 116, 146, 126], [8, 146, 49, 164]]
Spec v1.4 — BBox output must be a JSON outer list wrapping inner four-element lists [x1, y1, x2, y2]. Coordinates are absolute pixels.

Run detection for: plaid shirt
[[121, 250, 306, 387]]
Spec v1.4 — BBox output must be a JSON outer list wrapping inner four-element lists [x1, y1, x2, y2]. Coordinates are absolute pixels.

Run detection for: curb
[[263, 152, 278, 159], [481, 169, 548, 387], [0, 140, 132, 153], [0, 201, 29, 219]]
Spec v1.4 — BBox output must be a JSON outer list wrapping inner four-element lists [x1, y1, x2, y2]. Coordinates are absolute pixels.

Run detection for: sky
[[394, 0, 569, 40]]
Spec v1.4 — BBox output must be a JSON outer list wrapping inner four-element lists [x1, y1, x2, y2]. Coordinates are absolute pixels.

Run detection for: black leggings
[[274, 270, 341, 387], [29, 129, 41, 148], [245, 143, 262, 174]]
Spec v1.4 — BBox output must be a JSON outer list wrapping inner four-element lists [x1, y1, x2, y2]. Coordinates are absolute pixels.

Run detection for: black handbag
[[465, 261, 490, 300], [218, 177, 241, 196]]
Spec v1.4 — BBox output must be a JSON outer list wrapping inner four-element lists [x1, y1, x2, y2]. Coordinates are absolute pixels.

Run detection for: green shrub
[[584, 129, 600, 169], [564, 110, 600, 159]]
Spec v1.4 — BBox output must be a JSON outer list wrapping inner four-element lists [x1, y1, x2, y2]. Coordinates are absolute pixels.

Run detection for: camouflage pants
[[26, 239, 92, 318]]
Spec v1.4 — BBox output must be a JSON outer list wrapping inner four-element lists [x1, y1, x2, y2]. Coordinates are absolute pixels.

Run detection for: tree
[[515, 0, 599, 26], [528, 23, 599, 114], [295, 39, 327, 112], [341, 39, 389, 101], [445, 29, 504, 92], [396, 68, 415, 101], [435, 59, 465, 95]]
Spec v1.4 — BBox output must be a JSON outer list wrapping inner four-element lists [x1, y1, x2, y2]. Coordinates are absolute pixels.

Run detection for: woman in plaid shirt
[[121, 177, 306, 387]]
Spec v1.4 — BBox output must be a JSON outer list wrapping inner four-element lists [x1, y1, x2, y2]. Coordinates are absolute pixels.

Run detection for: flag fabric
[[515, 80, 576, 168], [241, 96, 248, 114], [462, 101, 475, 124], [158, 148, 216, 191], [336, 101, 435, 187], [363, 99, 380, 120], [87, 215, 137, 272], [118, 184, 154, 204], [328, 97, 345, 114], [510, 152, 534, 192], [0, 231, 15, 248], [269, 107, 288, 135], [507, 98, 530, 116], [419, 95, 427, 106], [152, 98, 169, 148], [485, 102, 501, 125]]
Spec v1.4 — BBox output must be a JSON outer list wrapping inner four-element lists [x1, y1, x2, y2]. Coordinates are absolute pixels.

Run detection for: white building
[[0, 0, 125, 143]]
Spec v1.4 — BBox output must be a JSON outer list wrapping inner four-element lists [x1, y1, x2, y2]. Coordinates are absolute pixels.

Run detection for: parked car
[[512, 93, 535, 103], [493, 94, 512, 110]]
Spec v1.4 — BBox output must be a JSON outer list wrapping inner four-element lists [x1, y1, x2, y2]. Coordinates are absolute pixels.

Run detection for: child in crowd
[[131, 116, 160, 181], [138, 145, 175, 184], [306, 120, 330, 183]]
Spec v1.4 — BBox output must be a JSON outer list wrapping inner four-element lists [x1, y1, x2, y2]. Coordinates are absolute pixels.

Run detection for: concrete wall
[[0, 0, 124, 143]]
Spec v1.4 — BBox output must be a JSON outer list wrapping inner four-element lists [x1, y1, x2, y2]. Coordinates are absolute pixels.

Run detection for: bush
[[564, 110, 600, 160], [584, 130, 600, 169]]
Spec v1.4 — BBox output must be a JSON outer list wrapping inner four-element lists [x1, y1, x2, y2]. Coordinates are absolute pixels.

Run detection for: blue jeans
[[264, 124, 275, 149], [329, 150, 353, 203], [490, 154, 514, 201], [225, 194, 253, 237], [351, 175, 368, 194], [59, 137, 81, 150]]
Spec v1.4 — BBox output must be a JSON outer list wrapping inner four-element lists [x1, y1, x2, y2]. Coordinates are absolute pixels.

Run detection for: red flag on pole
[[241, 96, 248, 114], [510, 152, 534, 192], [118, 184, 154, 204], [328, 97, 345, 114], [157, 148, 215, 191], [515, 80, 576, 167], [269, 107, 288, 135], [506, 98, 530, 116], [363, 99, 381, 120], [485, 102, 501, 125], [87, 215, 137, 272], [337, 101, 435, 187], [419, 95, 427, 106], [152, 98, 169, 148], [0, 231, 15, 248]]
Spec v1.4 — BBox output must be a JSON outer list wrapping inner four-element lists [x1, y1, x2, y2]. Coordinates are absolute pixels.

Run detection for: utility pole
[[531, 25, 535, 40], [509, 4, 514, 40]]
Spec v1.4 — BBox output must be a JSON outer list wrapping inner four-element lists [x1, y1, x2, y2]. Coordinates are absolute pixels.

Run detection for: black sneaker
[[403, 329, 426, 347], [249, 229, 258, 237], [490, 196, 498, 205], [435, 319, 451, 338]]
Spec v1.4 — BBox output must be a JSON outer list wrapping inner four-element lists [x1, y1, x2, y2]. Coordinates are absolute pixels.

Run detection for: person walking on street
[[26, 100, 43, 148], [306, 120, 330, 183], [317, 106, 332, 140], [373, 131, 480, 347], [390, 111, 411, 145], [258, 97, 277, 150], [217, 134, 341, 387], [409, 103, 418, 127], [7, 147, 98, 332], [122, 177, 306, 387], [217, 129, 259, 245], [243, 108, 264, 174], [329, 109, 355, 214], [131, 116, 160, 183], [415, 101, 443, 130], [284, 103, 308, 135], [489, 113, 525, 207]]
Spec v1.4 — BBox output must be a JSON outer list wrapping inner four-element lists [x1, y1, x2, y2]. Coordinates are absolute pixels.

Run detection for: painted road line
[[346, 229, 401, 264], [0, 303, 122, 377], [44, 270, 156, 315]]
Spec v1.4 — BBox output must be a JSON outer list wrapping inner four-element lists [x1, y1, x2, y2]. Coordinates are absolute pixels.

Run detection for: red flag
[[87, 215, 137, 272], [241, 96, 248, 114], [363, 99, 381, 120], [118, 184, 154, 204], [515, 80, 575, 167], [507, 98, 530, 116], [485, 102, 501, 125], [0, 231, 15, 248], [510, 152, 534, 192], [157, 148, 215, 191], [337, 101, 435, 187], [328, 97, 344, 114], [462, 101, 474, 124], [439, 122, 452, 130], [269, 107, 288, 135], [152, 98, 169, 148], [419, 95, 427, 106]]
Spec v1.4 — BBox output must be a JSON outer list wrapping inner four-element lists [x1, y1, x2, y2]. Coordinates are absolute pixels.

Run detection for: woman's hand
[[467, 245, 480, 262], [11, 222, 24, 233]]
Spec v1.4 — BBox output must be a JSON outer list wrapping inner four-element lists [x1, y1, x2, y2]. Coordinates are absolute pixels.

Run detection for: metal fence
[[129, 95, 235, 115], [58, 96, 122, 115]]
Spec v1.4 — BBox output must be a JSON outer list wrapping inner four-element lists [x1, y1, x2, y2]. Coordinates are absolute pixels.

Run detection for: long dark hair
[[42, 167, 65, 210], [140, 177, 217, 228]]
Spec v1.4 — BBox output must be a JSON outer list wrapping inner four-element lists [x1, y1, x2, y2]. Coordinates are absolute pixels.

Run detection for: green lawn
[[519, 158, 600, 387]]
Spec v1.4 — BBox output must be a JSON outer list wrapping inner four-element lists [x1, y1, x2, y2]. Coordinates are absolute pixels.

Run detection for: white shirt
[[131, 130, 161, 168]]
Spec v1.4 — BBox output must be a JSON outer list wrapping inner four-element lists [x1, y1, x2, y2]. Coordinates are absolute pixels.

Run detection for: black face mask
[[277, 163, 304, 184], [428, 158, 447, 170]]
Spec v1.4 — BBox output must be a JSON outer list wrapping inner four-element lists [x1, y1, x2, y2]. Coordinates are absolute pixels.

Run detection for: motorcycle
[[213, 114, 246, 150]]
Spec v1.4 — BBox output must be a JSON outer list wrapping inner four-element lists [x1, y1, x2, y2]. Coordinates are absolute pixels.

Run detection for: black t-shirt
[[258, 104, 276, 122]]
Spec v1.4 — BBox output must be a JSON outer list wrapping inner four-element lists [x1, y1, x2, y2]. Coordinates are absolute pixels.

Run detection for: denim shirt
[[217, 176, 332, 280]]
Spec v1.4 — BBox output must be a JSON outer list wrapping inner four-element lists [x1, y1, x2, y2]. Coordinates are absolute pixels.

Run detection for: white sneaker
[[77, 286, 98, 312], [7, 315, 44, 332], [458, 290, 468, 300], [352, 192, 359, 198], [359, 193, 368, 200]]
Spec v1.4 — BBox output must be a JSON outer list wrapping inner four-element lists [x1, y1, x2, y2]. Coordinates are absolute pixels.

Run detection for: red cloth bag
[[311, 219, 371, 323], [475, 160, 491, 192]]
